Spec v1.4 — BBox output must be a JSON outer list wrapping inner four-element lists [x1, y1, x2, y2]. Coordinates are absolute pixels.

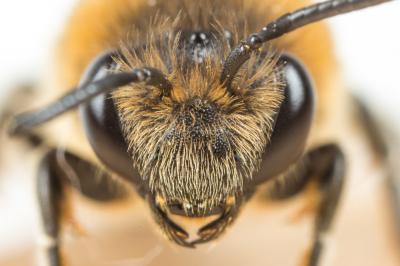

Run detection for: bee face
[[107, 21, 282, 243]]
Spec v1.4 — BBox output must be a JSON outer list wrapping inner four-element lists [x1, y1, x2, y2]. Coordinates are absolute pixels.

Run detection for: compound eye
[[253, 54, 315, 184], [79, 51, 143, 192]]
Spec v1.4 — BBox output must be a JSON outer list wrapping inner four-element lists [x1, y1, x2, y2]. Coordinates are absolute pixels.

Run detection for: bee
[[2, 0, 398, 265]]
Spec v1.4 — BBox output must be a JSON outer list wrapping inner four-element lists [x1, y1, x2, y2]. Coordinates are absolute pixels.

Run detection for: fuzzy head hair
[[112, 11, 284, 216]]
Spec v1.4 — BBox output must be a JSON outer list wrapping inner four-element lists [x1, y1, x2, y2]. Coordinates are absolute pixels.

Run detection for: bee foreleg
[[268, 144, 345, 266], [303, 144, 345, 266], [36, 148, 128, 266], [37, 150, 64, 266]]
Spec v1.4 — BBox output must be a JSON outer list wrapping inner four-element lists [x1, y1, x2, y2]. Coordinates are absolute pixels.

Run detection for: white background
[[0, 0, 399, 263]]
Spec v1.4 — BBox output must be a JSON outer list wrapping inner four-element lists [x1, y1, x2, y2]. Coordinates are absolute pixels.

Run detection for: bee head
[[100, 25, 288, 245]]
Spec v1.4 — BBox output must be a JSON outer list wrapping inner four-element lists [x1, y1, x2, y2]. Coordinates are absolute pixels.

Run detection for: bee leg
[[37, 148, 128, 266], [303, 144, 345, 266], [268, 144, 345, 266], [37, 150, 64, 266]]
